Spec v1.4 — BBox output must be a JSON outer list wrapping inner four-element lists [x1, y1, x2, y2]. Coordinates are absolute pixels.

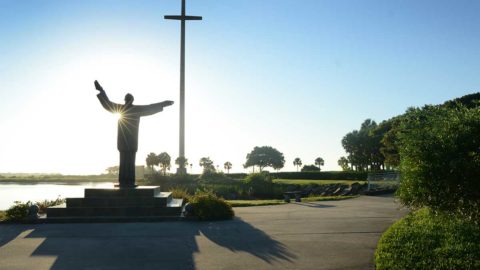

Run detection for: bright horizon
[[1, 0, 479, 175]]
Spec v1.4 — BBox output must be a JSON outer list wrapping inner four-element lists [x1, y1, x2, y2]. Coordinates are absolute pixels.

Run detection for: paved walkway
[[0, 195, 407, 270]]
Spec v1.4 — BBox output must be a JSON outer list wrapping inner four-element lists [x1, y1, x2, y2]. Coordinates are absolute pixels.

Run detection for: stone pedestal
[[46, 186, 183, 222], [176, 167, 187, 175]]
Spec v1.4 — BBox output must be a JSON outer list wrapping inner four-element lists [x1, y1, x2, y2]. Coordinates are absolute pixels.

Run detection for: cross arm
[[164, 15, 202, 21]]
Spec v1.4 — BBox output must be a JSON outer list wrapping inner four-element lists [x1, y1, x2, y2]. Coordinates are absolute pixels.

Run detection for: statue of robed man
[[94, 80, 173, 187]]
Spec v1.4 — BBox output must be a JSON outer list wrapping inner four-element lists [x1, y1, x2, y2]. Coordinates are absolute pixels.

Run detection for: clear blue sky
[[0, 0, 479, 174]]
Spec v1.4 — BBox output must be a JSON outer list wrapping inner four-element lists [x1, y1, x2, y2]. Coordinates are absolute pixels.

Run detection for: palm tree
[[224, 161, 232, 174], [157, 152, 171, 175], [315, 157, 325, 171], [199, 157, 215, 173], [146, 152, 159, 173], [293, 158, 302, 172]]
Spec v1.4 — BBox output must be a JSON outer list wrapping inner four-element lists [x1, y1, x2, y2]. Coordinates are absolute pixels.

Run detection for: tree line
[[106, 93, 480, 175], [143, 152, 234, 175], [339, 92, 480, 172], [132, 145, 326, 175]]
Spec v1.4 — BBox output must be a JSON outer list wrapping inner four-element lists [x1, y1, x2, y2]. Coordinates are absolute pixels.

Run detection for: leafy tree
[[342, 130, 361, 170], [301, 164, 320, 172], [157, 152, 171, 176], [397, 104, 480, 221], [293, 158, 302, 172], [199, 157, 215, 173], [341, 119, 384, 171], [366, 120, 385, 171], [443, 92, 480, 109], [374, 118, 402, 168], [224, 161, 232, 174], [146, 153, 159, 173], [244, 146, 285, 172], [341, 93, 480, 174], [105, 166, 119, 176], [272, 163, 284, 171], [315, 157, 325, 171], [337, 157, 350, 171]]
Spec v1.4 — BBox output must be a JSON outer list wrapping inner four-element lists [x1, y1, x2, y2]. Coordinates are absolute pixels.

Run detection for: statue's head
[[124, 93, 134, 106]]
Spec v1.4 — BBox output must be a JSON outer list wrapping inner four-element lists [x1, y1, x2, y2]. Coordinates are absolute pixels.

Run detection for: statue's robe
[[97, 91, 166, 187]]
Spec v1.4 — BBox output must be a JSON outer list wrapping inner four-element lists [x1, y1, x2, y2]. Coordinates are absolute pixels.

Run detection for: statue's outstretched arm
[[136, 100, 174, 116], [95, 80, 122, 113]]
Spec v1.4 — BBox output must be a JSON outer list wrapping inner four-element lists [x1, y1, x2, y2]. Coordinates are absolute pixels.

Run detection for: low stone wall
[[282, 182, 369, 197]]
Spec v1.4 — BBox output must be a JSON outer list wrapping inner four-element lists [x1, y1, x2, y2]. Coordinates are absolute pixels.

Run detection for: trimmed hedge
[[375, 208, 480, 270], [270, 171, 368, 180], [225, 173, 248, 179], [199, 171, 368, 180], [243, 173, 273, 198]]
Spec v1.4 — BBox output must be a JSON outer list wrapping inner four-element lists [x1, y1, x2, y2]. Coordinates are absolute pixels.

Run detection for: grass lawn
[[227, 199, 286, 207], [227, 195, 357, 207], [273, 179, 366, 185], [375, 208, 480, 270]]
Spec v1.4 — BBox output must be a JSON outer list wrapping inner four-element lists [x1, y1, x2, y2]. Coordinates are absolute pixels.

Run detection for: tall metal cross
[[165, 0, 202, 174]]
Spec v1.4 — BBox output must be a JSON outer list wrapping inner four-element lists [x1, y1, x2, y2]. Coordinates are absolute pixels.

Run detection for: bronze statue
[[95, 80, 173, 187]]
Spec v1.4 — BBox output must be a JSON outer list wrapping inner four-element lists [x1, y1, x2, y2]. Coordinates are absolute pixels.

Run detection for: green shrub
[[146, 174, 197, 194], [36, 197, 65, 214], [197, 171, 240, 185], [375, 208, 480, 270], [5, 201, 32, 221], [243, 173, 274, 198], [397, 105, 480, 221], [0, 211, 6, 221], [169, 187, 191, 203], [190, 192, 234, 221], [272, 184, 289, 199], [5, 198, 66, 221], [201, 183, 244, 199]]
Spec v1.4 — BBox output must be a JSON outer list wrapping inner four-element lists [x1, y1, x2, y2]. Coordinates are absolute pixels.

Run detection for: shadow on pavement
[[292, 202, 335, 208], [198, 217, 296, 263], [0, 224, 34, 248], [0, 218, 296, 269]]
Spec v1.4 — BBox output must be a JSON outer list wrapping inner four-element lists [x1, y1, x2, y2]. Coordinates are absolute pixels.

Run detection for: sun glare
[[114, 113, 122, 120]]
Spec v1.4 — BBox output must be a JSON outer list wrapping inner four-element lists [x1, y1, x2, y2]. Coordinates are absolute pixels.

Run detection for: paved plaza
[[0, 195, 407, 270]]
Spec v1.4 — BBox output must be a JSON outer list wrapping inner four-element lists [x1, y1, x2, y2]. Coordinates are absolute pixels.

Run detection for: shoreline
[[0, 179, 117, 185]]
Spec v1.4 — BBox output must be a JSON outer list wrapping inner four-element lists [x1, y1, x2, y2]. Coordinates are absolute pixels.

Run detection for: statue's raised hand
[[162, 101, 174, 107], [94, 80, 104, 92]]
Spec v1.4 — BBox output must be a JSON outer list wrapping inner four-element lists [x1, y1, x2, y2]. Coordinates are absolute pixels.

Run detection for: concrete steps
[[46, 186, 184, 222], [66, 192, 172, 208], [43, 216, 183, 223]]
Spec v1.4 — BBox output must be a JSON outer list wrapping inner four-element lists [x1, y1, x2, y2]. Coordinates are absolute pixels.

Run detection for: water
[[0, 182, 114, 210]]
